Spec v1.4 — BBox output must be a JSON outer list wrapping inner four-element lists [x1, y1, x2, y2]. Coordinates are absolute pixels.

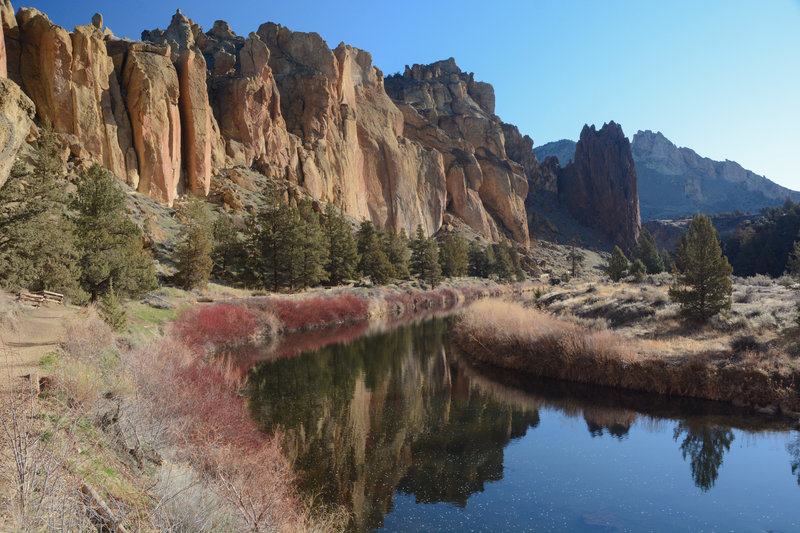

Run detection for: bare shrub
[[0, 293, 21, 332], [0, 349, 86, 531]]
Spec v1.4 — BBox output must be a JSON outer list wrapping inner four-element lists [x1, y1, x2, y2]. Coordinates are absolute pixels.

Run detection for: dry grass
[[454, 298, 800, 414]]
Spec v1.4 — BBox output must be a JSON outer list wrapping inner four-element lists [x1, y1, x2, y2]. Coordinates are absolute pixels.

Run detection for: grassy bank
[[453, 289, 800, 416]]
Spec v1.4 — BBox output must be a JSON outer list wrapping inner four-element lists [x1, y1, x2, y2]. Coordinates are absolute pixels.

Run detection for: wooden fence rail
[[17, 290, 64, 305]]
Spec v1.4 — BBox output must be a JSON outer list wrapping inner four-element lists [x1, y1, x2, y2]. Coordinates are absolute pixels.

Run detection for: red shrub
[[266, 294, 369, 331], [174, 304, 260, 350]]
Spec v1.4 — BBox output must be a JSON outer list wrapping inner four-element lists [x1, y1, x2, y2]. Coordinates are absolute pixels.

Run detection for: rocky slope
[[632, 130, 800, 220], [558, 122, 640, 252], [0, 4, 538, 245], [536, 131, 799, 221]]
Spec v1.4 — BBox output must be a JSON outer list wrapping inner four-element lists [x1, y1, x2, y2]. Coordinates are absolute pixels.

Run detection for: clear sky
[[19, 0, 800, 190]]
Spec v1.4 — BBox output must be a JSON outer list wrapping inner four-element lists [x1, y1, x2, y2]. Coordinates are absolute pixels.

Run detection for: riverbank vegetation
[[454, 272, 800, 414]]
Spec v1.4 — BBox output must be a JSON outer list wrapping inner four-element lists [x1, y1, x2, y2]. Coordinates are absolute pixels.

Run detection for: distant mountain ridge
[[534, 131, 800, 221]]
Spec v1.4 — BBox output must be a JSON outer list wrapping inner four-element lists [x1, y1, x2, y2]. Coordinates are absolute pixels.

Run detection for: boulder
[[558, 122, 640, 251], [0, 76, 34, 188]]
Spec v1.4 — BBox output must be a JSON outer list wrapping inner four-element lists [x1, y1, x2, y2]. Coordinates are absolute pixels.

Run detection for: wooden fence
[[17, 290, 64, 305]]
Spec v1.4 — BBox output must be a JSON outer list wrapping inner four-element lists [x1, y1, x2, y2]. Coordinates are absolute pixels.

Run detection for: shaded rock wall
[[558, 122, 640, 251]]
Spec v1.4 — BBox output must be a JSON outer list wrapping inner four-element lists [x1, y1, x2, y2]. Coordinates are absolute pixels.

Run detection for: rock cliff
[[0, 4, 538, 244], [537, 131, 800, 221], [558, 122, 640, 251], [632, 130, 800, 220], [385, 58, 531, 245]]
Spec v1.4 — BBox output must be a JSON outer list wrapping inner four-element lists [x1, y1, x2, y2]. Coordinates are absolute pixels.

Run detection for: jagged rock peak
[[141, 9, 202, 50], [558, 121, 640, 251]]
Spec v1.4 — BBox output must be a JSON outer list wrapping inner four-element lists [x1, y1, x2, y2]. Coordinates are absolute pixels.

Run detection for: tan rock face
[[5, 8, 541, 246], [385, 59, 531, 245], [122, 44, 181, 205], [0, 77, 34, 188], [1, 0, 19, 83]]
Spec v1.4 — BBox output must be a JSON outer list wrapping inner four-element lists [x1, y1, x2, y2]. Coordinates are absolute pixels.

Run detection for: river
[[246, 315, 800, 532]]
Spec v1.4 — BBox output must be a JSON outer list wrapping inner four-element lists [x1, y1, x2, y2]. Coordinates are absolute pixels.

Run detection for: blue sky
[[20, 0, 800, 190]]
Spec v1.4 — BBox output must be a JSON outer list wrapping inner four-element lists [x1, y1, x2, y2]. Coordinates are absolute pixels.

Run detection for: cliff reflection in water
[[247, 316, 796, 531], [248, 318, 539, 531]]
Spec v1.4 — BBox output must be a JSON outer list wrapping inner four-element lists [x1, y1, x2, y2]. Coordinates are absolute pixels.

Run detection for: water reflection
[[247, 316, 798, 531]]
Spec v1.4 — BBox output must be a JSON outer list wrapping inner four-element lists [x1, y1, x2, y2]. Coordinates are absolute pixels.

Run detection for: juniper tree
[[100, 279, 127, 332], [72, 164, 157, 301], [438, 232, 469, 278], [606, 246, 629, 282], [324, 201, 359, 285], [630, 258, 647, 281], [787, 241, 800, 278], [632, 227, 664, 274], [174, 196, 214, 290], [669, 215, 733, 322]]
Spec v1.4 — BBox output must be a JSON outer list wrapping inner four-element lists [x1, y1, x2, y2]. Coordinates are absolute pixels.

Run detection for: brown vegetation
[[453, 296, 800, 415]]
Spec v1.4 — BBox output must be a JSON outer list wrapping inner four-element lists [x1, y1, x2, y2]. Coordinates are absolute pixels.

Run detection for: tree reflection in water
[[247, 315, 793, 531], [788, 435, 800, 485], [673, 422, 735, 491]]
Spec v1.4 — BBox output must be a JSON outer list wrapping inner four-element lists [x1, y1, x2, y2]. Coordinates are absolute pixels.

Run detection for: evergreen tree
[[248, 192, 297, 291], [491, 242, 516, 282], [0, 127, 85, 301], [669, 215, 733, 322], [410, 225, 442, 286], [357, 220, 393, 285], [174, 196, 214, 290], [787, 241, 800, 278], [384, 228, 411, 279], [294, 199, 329, 289], [467, 240, 491, 278], [606, 246, 629, 282], [630, 258, 647, 281], [324, 202, 359, 285], [73, 164, 157, 301], [211, 213, 245, 281], [100, 280, 127, 332], [438, 232, 468, 277], [567, 244, 585, 279], [632, 228, 664, 274]]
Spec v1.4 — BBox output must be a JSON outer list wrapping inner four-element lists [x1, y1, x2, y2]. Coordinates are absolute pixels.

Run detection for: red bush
[[174, 304, 260, 350], [266, 294, 369, 331]]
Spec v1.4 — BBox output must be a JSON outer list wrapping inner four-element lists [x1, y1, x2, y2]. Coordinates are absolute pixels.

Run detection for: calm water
[[247, 316, 800, 532]]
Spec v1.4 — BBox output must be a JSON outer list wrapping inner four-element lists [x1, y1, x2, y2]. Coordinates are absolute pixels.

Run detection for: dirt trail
[[0, 302, 74, 392]]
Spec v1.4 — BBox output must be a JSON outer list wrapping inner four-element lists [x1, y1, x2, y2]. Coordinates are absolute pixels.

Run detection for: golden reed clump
[[453, 300, 800, 414]]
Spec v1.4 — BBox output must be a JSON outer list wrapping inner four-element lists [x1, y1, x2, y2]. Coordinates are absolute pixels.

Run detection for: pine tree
[[324, 202, 359, 285], [100, 279, 127, 332], [787, 241, 800, 278], [630, 258, 647, 281], [211, 213, 245, 281], [174, 196, 214, 290], [467, 240, 490, 278], [294, 199, 329, 289], [248, 192, 297, 291], [0, 127, 85, 301], [383, 228, 411, 279], [73, 164, 157, 301], [669, 215, 733, 322], [567, 244, 585, 279], [356, 220, 393, 285], [632, 228, 664, 274], [606, 246, 629, 282], [438, 232, 468, 277], [410, 225, 441, 286]]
